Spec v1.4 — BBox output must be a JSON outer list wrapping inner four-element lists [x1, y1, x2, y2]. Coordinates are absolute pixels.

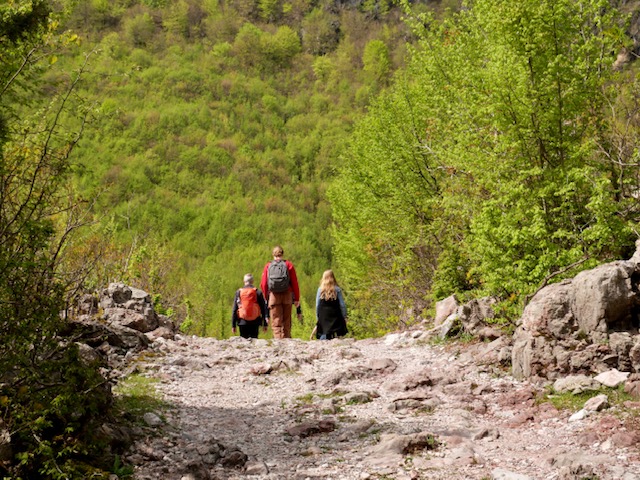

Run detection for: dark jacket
[[232, 286, 268, 328], [315, 286, 348, 339]]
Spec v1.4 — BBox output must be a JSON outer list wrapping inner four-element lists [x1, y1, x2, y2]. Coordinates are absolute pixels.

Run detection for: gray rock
[[434, 295, 458, 326], [553, 374, 600, 394], [365, 432, 438, 467], [583, 394, 609, 412], [245, 460, 269, 475], [594, 369, 630, 387], [569, 409, 589, 422], [572, 262, 635, 334], [512, 245, 640, 381], [143, 412, 163, 427], [438, 313, 463, 339], [343, 391, 375, 404], [457, 297, 497, 334]]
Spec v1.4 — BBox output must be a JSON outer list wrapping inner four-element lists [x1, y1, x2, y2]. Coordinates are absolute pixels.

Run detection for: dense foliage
[[49, 0, 441, 338], [0, 1, 113, 477], [4, 0, 640, 471], [331, 0, 640, 332]]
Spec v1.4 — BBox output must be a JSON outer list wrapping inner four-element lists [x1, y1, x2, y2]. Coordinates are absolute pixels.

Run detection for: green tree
[[301, 8, 340, 55], [258, 0, 281, 22], [0, 1, 111, 477], [362, 38, 390, 88], [123, 11, 156, 47], [233, 22, 265, 68], [332, 0, 634, 332], [264, 25, 302, 67], [165, 0, 190, 38]]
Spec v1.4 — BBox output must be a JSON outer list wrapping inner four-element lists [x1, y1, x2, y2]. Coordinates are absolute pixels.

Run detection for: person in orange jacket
[[232, 273, 268, 339], [260, 246, 301, 339]]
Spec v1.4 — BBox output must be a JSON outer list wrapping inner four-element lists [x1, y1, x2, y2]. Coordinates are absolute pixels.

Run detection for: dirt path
[[126, 333, 640, 480]]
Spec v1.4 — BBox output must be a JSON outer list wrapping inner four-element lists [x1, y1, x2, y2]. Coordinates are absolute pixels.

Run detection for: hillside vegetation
[[3, 0, 640, 475], [50, 0, 456, 337], [332, 0, 640, 332], [16, 0, 640, 341]]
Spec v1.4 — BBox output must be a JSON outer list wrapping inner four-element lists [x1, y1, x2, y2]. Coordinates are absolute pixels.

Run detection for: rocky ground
[[124, 332, 640, 480]]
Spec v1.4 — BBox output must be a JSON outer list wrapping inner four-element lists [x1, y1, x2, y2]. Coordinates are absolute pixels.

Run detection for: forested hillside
[[18, 0, 640, 341], [9, 0, 640, 476], [49, 0, 457, 337]]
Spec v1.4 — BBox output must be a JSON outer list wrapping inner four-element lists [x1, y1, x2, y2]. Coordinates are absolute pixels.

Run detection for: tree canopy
[[331, 0, 639, 333]]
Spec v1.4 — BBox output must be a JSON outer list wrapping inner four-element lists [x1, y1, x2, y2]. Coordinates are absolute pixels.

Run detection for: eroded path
[[127, 333, 640, 480]]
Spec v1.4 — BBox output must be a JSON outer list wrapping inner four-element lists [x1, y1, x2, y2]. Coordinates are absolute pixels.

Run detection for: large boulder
[[432, 296, 501, 341], [572, 262, 637, 335], [100, 283, 159, 333], [512, 242, 640, 381], [435, 295, 458, 326]]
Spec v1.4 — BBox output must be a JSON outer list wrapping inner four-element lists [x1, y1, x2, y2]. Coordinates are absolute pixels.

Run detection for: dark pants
[[239, 322, 260, 339]]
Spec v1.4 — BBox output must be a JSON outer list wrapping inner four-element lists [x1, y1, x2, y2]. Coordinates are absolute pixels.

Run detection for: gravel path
[[127, 333, 640, 480]]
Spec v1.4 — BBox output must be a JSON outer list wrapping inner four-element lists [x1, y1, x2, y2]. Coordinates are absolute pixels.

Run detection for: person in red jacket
[[260, 245, 301, 339]]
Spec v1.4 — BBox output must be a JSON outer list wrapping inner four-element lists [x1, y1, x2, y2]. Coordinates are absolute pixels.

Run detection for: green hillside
[[49, 0, 452, 337], [15, 0, 640, 341]]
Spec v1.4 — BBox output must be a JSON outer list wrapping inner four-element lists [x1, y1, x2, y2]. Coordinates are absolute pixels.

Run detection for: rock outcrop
[[432, 295, 503, 342], [512, 242, 640, 381], [66, 282, 177, 374]]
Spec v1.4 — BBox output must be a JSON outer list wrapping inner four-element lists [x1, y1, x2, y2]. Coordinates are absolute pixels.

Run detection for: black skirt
[[316, 298, 348, 339]]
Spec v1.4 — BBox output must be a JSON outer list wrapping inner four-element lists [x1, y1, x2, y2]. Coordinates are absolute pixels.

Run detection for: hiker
[[260, 245, 301, 339], [312, 269, 348, 340], [232, 273, 268, 339]]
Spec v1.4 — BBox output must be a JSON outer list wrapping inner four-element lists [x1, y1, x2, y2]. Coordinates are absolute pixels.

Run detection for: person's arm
[[315, 288, 321, 320], [337, 287, 347, 320], [288, 261, 300, 306], [260, 263, 269, 298], [231, 290, 240, 333], [309, 325, 317, 341], [258, 290, 268, 329]]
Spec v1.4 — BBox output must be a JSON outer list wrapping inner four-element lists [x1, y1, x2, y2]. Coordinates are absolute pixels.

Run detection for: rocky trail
[[123, 332, 640, 480]]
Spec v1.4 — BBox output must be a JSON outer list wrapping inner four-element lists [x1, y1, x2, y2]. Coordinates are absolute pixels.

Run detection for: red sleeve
[[260, 262, 270, 298], [287, 260, 300, 302]]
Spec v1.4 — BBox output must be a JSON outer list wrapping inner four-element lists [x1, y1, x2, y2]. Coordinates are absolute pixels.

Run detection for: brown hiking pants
[[268, 291, 293, 339]]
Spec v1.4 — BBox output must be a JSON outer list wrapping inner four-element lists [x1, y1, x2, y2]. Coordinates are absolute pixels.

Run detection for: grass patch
[[113, 374, 169, 420], [295, 393, 315, 405], [541, 385, 634, 411], [322, 406, 344, 414], [112, 454, 135, 478], [346, 396, 372, 405], [413, 405, 435, 416]]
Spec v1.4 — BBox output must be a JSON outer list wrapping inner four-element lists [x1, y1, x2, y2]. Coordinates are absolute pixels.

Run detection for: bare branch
[[524, 256, 590, 306]]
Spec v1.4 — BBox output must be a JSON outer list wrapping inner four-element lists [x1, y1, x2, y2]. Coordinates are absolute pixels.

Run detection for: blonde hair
[[319, 270, 338, 301], [272, 245, 284, 257]]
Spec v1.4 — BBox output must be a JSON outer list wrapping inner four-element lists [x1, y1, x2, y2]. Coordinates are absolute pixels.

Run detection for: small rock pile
[[68, 282, 177, 375]]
